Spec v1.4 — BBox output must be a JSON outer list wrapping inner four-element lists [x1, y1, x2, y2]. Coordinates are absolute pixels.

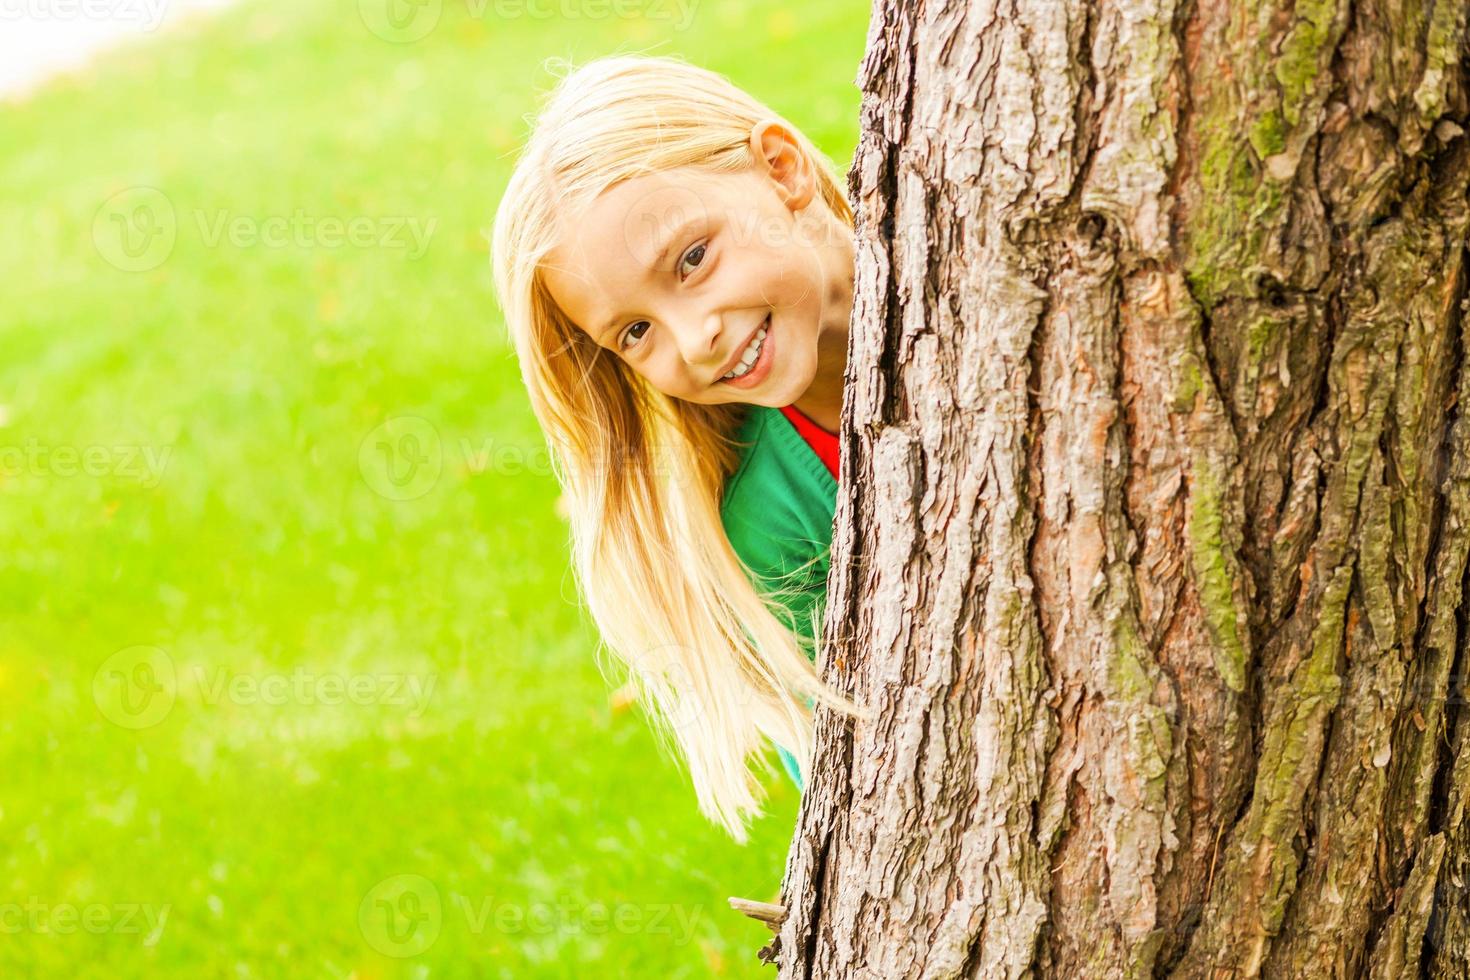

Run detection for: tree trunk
[[778, 0, 1470, 976]]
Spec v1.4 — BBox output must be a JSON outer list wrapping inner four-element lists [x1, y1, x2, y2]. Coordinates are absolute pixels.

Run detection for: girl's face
[[541, 121, 852, 411]]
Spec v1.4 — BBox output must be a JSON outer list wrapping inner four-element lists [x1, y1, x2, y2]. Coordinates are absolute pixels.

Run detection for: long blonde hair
[[490, 53, 863, 840]]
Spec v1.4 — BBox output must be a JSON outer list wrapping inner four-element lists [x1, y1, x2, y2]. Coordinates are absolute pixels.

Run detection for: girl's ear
[[748, 119, 816, 212]]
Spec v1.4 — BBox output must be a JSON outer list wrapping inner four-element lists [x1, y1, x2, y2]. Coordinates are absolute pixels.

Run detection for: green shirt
[[719, 405, 838, 791]]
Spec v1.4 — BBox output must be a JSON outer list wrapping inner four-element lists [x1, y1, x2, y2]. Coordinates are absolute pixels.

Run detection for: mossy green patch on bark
[[1174, 354, 1204, 412], [1187, 459, 1249, 693], [1413, 0, 1469, 123], [1107, 597, 1174, 793], [1357, 459, 1398, 651], [1248, 108, 1288, 160], [1273, 0, 1344, 124], [1183, 0, 1351, 307], [1249, 563, 1351, 936]]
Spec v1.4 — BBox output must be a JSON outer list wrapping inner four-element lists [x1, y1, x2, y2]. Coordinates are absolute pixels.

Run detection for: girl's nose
[[676, 312, 724, 372]]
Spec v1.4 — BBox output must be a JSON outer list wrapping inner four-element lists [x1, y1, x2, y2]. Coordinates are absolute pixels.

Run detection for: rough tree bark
[[777, 0, 1470, 976]]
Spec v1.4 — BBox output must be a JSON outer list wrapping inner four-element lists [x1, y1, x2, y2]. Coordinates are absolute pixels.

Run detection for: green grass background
[[0, 0, 866, 975]]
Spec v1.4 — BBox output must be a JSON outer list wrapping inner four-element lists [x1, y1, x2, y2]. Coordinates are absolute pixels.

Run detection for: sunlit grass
[[0, 0, 866, 975]]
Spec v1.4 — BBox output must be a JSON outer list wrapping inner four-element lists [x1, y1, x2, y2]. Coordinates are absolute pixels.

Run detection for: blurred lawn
[[0, 0, 866, 976]]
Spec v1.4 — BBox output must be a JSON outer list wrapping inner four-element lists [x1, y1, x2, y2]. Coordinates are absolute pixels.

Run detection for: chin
[[774, 365, 817, 404]]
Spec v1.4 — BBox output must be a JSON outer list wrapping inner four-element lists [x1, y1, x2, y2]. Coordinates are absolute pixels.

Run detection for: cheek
[[735, 245, 817, 310], [759, 249, 822, 312], [635, 351, 701, 397]]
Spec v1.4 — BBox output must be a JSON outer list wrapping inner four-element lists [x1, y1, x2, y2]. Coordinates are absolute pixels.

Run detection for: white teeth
[[722, 325, 768, 380]]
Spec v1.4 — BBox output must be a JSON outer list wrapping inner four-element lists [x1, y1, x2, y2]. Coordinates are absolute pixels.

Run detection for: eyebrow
[[593, 216, 701, 344]]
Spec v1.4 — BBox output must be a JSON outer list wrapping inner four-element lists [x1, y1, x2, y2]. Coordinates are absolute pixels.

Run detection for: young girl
[[490, 53, 865, 841]]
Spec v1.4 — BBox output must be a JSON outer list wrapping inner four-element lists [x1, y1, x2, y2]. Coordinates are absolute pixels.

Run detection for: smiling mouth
[[717, 314, 771, 384]]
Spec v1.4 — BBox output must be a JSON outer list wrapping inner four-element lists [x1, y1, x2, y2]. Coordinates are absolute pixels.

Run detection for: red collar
[[778, 404, 840, 482]]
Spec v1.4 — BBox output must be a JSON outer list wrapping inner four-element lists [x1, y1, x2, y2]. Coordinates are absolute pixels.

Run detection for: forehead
[[541, 168, 738, 324]]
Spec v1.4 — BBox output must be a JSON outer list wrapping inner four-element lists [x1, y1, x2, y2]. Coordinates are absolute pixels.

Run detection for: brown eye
[[619, 321, 651, 351], [618, 243, 706, 352], [678, 243, 707, 278]]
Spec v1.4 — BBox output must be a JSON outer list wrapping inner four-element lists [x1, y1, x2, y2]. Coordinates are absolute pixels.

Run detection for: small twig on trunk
[[727, 896, 787, 932], [729, 896, 787, 967]]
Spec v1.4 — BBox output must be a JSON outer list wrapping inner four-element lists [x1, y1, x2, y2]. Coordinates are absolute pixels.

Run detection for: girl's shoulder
[[719, 405, 838, 586]]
